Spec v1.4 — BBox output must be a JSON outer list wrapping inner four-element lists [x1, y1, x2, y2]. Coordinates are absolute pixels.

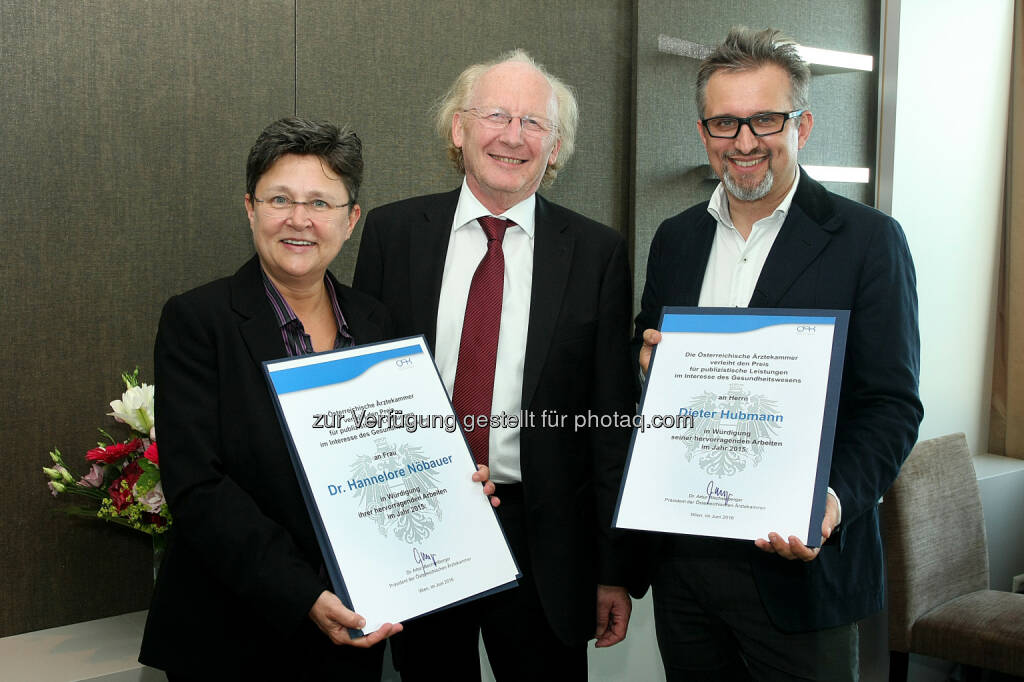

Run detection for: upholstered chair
[[882, 432, 1024, 681]]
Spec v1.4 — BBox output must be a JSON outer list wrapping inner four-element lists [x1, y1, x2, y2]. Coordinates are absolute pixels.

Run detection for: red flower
[[122, 460, 143, 486], [86, 439, 143, 464], [143, 442, 159, 466], [107, 461, 144, 511], [108, 478, 133, 510]]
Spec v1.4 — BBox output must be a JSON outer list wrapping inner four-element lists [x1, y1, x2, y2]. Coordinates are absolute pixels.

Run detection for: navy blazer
[[140, 255, 391, 674], [634, 169, 923, 631], [353, 189, 638, 645]]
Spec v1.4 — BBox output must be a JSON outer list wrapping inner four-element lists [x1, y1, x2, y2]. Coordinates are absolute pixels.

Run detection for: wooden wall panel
[[0, 0, 635, 638], [295, 0, 635, 280], [0, 0, 294, 636], [1, 0, 886, 645], [633, 0, 880, 308]]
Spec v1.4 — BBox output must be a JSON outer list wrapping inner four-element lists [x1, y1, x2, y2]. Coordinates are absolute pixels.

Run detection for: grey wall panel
[[296, 0, 635, 281], [1, 0, 888, 642], [0, 0, 294, 636], [0, 0, 634, 638], [633, 0, 880, 309]]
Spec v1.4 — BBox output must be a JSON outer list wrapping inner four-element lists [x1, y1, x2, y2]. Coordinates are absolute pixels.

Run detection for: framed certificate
[[613, 308, 849, 546], [263, 336, 520, 634]]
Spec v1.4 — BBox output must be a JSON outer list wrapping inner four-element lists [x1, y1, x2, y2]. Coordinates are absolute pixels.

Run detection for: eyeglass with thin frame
[[253, 195, 354, 218], [462, 107, 558, 136], [700, 110, 806, 139]]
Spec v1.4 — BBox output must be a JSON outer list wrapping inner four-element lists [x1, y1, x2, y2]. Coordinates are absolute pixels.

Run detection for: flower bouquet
[[43, 369, 172, 543]]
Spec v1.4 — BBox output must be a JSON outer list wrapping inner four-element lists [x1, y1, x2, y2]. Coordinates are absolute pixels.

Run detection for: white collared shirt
[[697, 173, 842, 525], [435, 179, 534, 483], [698, 174, 800, 307]]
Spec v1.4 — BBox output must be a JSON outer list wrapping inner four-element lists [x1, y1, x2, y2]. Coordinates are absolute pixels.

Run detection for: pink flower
[[135, 481, 166, 513], [86, 439, 143, 464], [78, 463, 105, 488], [143, 442, 159, 466]]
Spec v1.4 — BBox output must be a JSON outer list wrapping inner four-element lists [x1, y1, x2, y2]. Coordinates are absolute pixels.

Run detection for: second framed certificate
[[614, 308, 848, 546]]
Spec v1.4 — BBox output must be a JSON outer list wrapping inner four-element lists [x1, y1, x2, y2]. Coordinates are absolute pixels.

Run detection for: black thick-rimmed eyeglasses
[[701, 110, 806, 139]]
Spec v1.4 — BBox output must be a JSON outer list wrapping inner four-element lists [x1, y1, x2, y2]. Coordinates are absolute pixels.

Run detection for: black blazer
[[353, 190, 638, 645], [634, 169, 923, 632], [140, 256, 391, 675]]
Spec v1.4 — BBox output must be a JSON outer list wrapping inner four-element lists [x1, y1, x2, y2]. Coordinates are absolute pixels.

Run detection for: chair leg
[[888, 651, 909, 682]]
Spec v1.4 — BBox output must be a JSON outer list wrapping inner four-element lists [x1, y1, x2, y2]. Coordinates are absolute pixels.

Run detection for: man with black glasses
[[634, 28, 922, 681]]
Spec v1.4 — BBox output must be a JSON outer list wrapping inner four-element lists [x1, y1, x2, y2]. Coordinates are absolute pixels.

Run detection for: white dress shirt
[[435, 180, 534, 483], [697, 174, 842, 526], [698, 175, 799, 307]]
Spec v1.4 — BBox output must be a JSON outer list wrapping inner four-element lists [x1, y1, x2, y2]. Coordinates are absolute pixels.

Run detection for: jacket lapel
[[522, 195, 573, 409], [230, 256, 288, 365], [749, 169, 839, 308], [679, 215, 716, 305], [410, 190, 459, 350], [330, 272, 383, 344]]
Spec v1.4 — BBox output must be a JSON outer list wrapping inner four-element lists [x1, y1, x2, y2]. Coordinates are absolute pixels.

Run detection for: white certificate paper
[[264, 336, 519, 634], [614, 308, 848, 545]]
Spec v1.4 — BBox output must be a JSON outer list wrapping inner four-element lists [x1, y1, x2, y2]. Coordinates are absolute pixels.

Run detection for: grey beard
[[722, 165, 773, 201]]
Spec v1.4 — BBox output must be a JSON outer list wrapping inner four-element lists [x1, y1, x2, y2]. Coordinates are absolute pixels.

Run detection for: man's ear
[[546, 137, 561, 166], [452, 112, 464, 149], [697, 118, 710, 149], [796, 110, 814, 150]]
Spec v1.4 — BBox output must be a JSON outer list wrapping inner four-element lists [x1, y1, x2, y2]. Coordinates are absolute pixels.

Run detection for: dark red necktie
[[452, 216, 512, 466]]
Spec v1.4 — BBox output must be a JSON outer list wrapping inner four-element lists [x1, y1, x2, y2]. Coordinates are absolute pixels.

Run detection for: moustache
[[724, 150, 771, 161]]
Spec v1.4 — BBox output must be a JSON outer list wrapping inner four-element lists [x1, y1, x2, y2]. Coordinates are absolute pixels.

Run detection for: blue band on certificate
[[661, 314, 834, 334], [268, 345, 423, 394]]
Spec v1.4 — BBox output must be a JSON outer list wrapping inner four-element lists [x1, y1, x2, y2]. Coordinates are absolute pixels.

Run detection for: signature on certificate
[[413, 547, 437, 567], [706, 480, 732, 505]]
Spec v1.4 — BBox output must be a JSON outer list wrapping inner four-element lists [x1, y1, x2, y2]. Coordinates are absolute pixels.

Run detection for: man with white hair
[[354, 50, 636, 681]]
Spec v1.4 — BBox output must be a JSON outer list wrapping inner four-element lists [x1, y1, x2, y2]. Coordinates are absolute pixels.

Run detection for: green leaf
[[134, 459, 160, 494]]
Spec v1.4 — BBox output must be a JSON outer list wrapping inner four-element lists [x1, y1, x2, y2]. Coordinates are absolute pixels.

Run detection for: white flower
[[135, 480, 166, 513], [109, 383, 155, 434]]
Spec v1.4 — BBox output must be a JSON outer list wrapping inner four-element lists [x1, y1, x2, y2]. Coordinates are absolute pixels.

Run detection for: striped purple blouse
[[261, 269, 353, 356]]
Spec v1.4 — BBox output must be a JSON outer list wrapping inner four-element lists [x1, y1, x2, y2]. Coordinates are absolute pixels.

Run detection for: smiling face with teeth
[[698, 64, 813, 217], [245, 153, 360, 293], [452, 61, 561, 215]]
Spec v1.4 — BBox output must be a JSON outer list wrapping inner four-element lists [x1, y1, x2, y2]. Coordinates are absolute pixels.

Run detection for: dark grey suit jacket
[[140, 255, 391, 674], [634, 169, 923, 632], [353, 189, 637, 645]]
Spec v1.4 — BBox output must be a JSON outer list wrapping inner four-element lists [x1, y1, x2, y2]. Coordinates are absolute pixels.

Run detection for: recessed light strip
[[795, 45, 873, 72], [803, 165, 871, 183], [657, 35, 873, 72]]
